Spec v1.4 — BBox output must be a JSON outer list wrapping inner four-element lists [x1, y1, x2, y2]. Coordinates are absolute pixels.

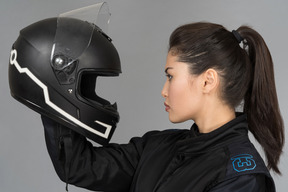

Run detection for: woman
[[43, 22, 284, 191]]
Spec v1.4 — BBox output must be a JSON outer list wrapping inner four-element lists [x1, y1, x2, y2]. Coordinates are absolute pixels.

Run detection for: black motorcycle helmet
[[9, 17, 121, 145]]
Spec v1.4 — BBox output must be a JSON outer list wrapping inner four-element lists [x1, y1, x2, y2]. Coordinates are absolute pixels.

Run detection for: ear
[[202, 68, 219, 94]]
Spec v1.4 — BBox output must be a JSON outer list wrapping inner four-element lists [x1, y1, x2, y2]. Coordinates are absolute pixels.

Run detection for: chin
[[169, 116, 186, 124]]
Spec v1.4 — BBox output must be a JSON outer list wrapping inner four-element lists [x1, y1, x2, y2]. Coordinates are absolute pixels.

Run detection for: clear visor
[[59, 2, 111, 33], [51, 2, 111, 70]]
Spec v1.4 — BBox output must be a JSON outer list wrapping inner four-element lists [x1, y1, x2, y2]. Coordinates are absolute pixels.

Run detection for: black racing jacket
[[42, 114, 275, 192]]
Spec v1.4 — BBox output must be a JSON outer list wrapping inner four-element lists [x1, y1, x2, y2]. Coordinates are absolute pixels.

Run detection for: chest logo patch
[[231, 154, 256, 172]]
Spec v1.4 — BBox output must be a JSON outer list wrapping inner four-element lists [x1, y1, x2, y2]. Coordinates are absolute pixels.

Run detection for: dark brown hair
[[169, 22, 284, 174]]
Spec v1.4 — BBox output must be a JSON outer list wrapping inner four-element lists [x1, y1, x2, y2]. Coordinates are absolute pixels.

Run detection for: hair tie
[[232, 30, 243, 43]]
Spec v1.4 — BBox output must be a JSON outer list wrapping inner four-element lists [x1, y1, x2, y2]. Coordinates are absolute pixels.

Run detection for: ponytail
[[238, 26, 284, 174]]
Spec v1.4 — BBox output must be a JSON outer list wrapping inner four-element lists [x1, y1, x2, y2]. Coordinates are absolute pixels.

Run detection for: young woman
[[42, 22, 284, 191]]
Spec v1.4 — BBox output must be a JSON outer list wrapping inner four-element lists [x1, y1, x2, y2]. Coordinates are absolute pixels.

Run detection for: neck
[[195, 101, 236, 133]]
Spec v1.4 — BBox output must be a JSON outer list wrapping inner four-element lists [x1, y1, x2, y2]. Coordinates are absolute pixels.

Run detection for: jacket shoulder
[[128, 129, 188, 153], [226, 140, 270, 176], [136, 128, 189, 141], [219, 139, 275, 191]]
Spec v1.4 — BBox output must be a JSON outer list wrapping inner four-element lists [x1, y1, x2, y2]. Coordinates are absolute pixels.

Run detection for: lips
[[164, 102, 170, 112]]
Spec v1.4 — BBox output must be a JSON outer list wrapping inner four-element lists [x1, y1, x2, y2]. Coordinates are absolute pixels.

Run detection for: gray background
[[1, 0, 287, 191]]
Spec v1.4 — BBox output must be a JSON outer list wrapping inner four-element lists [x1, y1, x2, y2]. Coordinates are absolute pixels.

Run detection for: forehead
[[165, 53, 177, 69], [165, 52, 189, 71]]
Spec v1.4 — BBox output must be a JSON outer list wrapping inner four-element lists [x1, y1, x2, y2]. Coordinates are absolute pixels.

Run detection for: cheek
[[173, 81, 202, 111], [168, 83, 182, 101], [169, 81, 191, 106], [168, 86, 195, 122]]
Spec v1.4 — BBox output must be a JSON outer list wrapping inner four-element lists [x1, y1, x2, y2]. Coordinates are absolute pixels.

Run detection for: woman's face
[[161, 52, 203, 123]]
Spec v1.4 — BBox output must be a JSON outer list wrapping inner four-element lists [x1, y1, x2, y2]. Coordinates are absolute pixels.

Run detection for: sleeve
[[208, 174, 268, 192], [42, 115, 148, 192]]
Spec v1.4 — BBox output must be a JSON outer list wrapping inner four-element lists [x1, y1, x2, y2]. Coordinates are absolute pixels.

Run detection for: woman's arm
[[42, 115, 143, 192]]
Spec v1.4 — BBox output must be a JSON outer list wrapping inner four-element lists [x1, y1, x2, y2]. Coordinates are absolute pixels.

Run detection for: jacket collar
[[176, 113, 249, 153]]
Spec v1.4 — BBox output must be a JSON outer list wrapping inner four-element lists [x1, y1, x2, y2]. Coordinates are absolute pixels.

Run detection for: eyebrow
[[165, 67, 173, 74]]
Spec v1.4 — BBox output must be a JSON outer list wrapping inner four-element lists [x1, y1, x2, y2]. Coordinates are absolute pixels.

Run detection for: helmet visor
[[51, 2, 111, 70]]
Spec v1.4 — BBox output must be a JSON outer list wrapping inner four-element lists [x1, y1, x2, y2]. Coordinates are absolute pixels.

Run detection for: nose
[[161, 81, 168, 98]]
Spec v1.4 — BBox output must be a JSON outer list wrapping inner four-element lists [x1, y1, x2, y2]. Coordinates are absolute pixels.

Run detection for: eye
[[166, 74, 173, 81]]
